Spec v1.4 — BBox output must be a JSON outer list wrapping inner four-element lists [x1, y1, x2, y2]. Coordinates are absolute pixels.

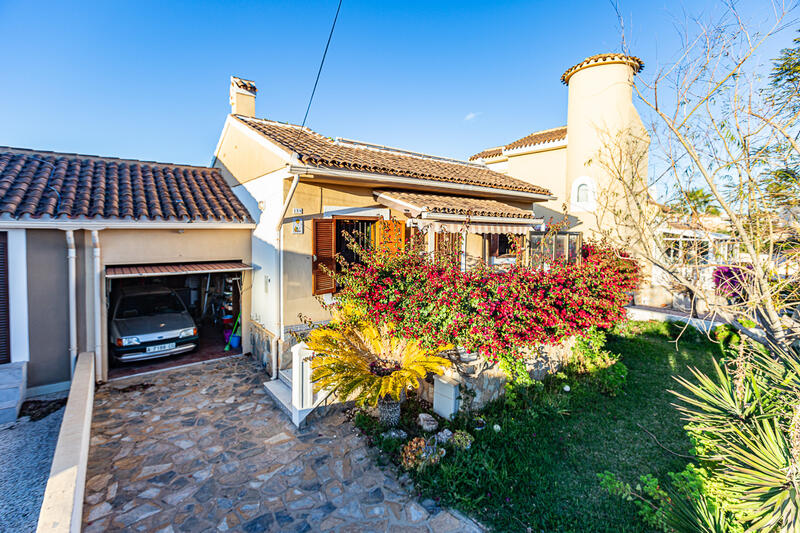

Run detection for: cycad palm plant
[[669, 341, 800, 532], [306, 307, 451, 426]]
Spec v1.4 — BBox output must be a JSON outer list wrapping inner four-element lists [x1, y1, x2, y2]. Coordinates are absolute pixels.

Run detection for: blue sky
[[0, 1, 792, 166]]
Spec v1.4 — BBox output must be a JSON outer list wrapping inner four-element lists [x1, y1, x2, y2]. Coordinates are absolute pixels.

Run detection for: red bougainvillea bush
[[333, 236, 641, 381]]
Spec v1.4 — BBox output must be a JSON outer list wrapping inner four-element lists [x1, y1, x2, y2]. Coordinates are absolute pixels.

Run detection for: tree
[[593, 3, 800, 530], [669, 188, 722, 216], [595, 2, 800, 351]]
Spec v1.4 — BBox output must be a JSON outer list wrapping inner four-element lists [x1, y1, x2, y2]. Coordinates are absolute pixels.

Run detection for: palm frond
[[306, 307, 451, 406]]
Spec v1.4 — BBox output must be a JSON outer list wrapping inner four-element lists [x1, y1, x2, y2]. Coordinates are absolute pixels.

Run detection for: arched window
[[577, 183, 590, 203]]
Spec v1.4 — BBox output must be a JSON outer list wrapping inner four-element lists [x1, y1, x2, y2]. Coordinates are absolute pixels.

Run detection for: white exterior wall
[[233, 167, 289, 337]]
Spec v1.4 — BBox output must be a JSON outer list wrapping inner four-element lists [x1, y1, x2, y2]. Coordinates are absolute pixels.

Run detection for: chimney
[[230, 76, 257, 117]]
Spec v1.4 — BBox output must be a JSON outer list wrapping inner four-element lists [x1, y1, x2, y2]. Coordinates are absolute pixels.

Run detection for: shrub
[[604, 336, 800, 531], [592, 361, 628, 396], [567, 326, 628, 396], [451, 430, 474, 450], [307, 307, 451, 406], [335, 235, 640, 381]]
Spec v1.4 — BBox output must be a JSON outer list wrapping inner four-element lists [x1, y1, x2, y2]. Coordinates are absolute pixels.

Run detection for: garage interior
[[105, 261, 250, 380]]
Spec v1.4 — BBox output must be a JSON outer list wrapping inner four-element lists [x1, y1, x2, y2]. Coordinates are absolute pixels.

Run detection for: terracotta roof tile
[[469, 147, 504, 161], [234, 116, 551, 196], [469, 126, 567, 161], [0, 147, 252, 223], [561, 53, 644, 84], [375, 190, 534, 219]]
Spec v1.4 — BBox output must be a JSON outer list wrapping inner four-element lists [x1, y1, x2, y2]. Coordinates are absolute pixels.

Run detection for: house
[[470, 54, 700, 309], [213, 77, 561, 422], [0, 147, 254, 422], [469, 53, 648, 237]]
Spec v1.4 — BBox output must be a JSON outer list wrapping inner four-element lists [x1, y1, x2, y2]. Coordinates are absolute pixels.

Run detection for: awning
[[106, 261, 252, 279], [374, 190, 542, 234], [411, 220, 536, 235]]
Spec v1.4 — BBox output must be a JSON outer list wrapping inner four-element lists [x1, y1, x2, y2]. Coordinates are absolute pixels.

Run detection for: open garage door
[[106, 261, 251, 278], [105, 261, 251, 380]]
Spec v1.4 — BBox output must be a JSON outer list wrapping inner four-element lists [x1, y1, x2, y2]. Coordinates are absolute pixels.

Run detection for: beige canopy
[[374, 190, 543, 234]]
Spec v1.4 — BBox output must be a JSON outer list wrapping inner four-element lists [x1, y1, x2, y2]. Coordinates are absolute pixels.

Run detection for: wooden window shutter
[[0, 233, 9, 364], [312, 219, 336, 295], [488, 234, 500, 257], [376, 219, 405, 255]]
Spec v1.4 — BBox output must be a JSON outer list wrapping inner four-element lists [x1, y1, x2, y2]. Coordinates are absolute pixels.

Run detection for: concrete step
[[278, 368, 292, 388], [0, 362, 26, 387], [0, 386, 20, 404], [262, 379, 313, 427]]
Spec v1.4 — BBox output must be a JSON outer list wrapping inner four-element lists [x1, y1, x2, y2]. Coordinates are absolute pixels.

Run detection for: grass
[[353, 321, 721, 532]]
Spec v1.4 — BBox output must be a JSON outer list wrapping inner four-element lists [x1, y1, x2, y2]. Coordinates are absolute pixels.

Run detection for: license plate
[[146, 342, 176, 353]]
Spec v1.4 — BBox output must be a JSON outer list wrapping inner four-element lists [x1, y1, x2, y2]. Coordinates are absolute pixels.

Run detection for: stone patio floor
[[83, 355, 483, 532]]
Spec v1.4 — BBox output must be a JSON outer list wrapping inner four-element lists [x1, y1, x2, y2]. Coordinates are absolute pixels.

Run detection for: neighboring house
[[213, 77, 558, 423], [469, 53, 648, 240], [0, 147, 254, 422], [470, 54, 689, 307], [654, 220, 736, 311]]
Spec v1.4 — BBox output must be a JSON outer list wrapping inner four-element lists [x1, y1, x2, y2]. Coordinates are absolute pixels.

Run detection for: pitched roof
[[470, 147, 504, 161], [374, 190, 535, 219], [561, 53, 644, 84], [469, 126, 567, 161], [233, 115, 551, 196], [0, 147, 252, 223]]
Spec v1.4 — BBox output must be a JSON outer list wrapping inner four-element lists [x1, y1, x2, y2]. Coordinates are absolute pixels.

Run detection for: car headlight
[[179, 327, 197, 338], [116, 336, 140, 347]]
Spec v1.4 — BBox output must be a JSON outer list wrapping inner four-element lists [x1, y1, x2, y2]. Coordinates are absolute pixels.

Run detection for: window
[[116, 292, 186, 318], [435, 231, 462, 262], [571, 177, 596, 212], [577, 183, 590, 203], [312, 217, 405, 295], [489, 234, 517, 258], [334, 218, 375, 267], [528, 231, 582, 268]]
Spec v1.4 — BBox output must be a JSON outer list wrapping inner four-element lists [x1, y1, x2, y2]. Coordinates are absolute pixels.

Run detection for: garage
[[105, 261, 251, 380]]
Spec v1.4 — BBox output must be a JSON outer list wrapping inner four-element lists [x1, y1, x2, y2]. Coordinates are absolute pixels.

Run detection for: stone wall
[[417, 339, 575, 411]]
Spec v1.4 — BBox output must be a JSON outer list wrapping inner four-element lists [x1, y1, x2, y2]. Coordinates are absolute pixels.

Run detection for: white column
[[8, 229, 29, 363]]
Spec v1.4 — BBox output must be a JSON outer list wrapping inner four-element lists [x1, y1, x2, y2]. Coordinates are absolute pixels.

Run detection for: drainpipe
[[65, 230, 77, 376], [274, 173, 300, 346], [91, 230, 102, 377]]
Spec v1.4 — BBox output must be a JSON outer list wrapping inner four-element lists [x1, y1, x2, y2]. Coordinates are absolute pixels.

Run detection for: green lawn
[[356, 321, 721, 532]]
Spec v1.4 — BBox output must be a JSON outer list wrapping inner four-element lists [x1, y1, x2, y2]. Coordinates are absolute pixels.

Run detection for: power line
[[300, 0, 343, 129]]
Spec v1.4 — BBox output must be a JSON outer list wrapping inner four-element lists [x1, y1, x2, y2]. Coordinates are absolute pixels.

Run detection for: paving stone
[[388, 526, 429, 533], [364, 504, 386, 518], [241, 512, 274, 532], [275, 510, 294, 526], [287, 496, 317, 511], [406, 502, 429, 523], [336, 499, 364, 520], [361, 487, 384, 504], [82, 357, 481, 532], [137, 487, 161, 499], [113, 503, 161, 527], [87, 502, 112, 522]]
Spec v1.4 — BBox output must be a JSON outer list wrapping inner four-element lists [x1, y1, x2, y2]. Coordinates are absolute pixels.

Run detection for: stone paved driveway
[[83, 356, 483, 532]]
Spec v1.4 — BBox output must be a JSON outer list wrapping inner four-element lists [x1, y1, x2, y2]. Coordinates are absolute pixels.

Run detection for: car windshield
[[116, 292, 185, 319]]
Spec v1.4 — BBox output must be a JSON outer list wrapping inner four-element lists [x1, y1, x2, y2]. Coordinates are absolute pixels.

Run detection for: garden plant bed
[[352, 321, 720, 532]]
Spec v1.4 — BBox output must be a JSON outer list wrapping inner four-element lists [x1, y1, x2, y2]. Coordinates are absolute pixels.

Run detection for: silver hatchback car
[[109, 286, 199, 363]]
